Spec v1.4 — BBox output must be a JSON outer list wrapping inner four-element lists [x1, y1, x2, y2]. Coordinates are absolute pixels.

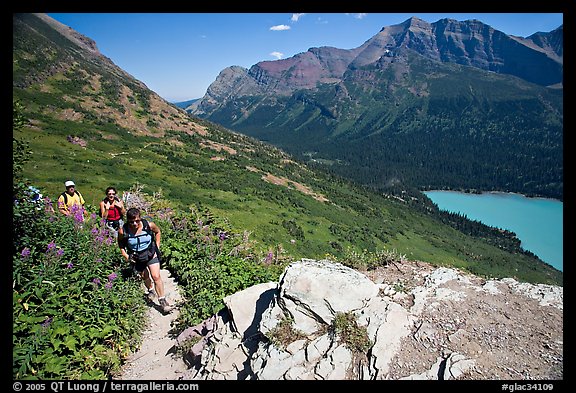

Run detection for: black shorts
[[106, 219, 121, 230], [133, 256, 160, 273]]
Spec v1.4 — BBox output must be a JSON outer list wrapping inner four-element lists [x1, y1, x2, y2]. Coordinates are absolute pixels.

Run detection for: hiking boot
[[146, 288, 156, 301], [159, 297, 173, 314]]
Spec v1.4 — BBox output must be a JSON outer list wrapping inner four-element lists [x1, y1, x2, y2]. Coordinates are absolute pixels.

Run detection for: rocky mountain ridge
[[189, 16, 562, 115], [187, 16, 563, 201]]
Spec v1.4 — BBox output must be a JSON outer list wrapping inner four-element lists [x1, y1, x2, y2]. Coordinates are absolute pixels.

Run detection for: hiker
[[99, 186, 126, 236], [57, 180, 86, 220], [118, 207, 173, 314]]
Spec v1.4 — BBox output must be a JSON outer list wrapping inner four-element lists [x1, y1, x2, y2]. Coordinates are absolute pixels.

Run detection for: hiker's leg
[[140, 266, 153, 291], [147, 261, 165, 298]]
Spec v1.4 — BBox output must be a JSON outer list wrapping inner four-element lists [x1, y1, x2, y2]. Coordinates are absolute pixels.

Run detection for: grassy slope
[[14, 112, 562, 285]]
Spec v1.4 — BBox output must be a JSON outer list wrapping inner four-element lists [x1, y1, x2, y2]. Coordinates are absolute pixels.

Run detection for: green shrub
[[161, 208, 286, 331], [266, 316, 307, 350], [329, 311, 372, 354], [13, 127, 146, 379], [12, 191, 146, 379]]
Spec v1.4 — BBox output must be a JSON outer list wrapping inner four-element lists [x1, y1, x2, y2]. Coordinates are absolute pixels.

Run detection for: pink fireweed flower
[[44, 197, 54, 213]]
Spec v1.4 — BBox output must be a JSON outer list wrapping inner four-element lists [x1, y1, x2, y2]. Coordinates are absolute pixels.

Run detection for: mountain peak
[[402, 16, 432, 30], [33, 13, 100, 55]]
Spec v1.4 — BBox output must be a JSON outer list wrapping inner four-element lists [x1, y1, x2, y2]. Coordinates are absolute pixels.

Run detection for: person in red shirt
[[99, 186, 126, 236]]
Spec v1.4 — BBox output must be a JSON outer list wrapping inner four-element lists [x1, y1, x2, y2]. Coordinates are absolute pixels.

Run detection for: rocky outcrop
[[188, 66, 262, 115], [33, 13, 101, 55], [176, 259, 563, 380]]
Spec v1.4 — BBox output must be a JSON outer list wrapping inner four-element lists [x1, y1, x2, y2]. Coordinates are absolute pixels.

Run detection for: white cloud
[[270, 24, 291, 31], [345, 13, 368, 19], [291, 13, 305, 22], [270, 51, 284, 60]]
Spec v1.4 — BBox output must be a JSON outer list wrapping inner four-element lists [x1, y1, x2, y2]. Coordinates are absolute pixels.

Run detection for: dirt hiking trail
[[116, 269, 188, 380]]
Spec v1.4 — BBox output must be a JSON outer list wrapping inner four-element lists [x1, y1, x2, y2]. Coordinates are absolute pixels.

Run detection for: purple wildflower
[[92, 278, 101, 286], [41, 317, 53, 329], [108, 272, 118, 281], [73, 210, 84, 223], [219, 232, 228, 241], [105, 281, 113, 290], [66, 262, 73, 269], [56, 249, 64, 257], [46, 241, 56, 252], [95, 258, 103, 263], [90, 213, 97, 220], [21, 247, 31, 258], [265, 251, 274, 264], [70, 204, 84, 223], [91, 228, 99, 235]]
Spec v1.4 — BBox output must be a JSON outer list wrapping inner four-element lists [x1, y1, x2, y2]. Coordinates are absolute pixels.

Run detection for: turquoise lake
[[423, 191, 563, 272]]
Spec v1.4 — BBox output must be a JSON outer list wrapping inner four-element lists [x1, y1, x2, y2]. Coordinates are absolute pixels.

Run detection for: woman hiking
[[100, 186, 126, 237], [118, 207, 173, 314]]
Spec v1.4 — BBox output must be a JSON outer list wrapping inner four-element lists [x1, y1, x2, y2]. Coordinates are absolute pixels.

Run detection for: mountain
[[173, 98, 199, 109], [189, 17, 563, 200], [12, 13, 561, 285]]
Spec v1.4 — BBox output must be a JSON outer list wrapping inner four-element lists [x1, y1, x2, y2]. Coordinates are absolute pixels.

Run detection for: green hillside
[[12, 13, 561, 285], [201, 48, 563, 200]]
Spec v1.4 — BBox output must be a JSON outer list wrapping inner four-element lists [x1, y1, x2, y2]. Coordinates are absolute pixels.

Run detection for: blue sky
[[47, 13, 563, 103]]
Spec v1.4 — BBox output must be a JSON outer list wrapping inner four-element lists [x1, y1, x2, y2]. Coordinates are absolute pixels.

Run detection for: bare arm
[[100, 200, 109, 219], [117, 228, 129, 261], [116, 199, 126, 216], [58, 197, 69, 216], [150, 222, 161, 248]]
